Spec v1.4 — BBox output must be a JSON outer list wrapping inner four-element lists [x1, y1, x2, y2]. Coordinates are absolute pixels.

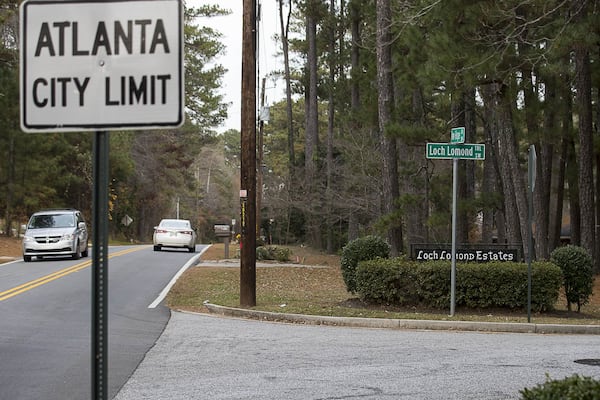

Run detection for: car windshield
[[29, 214, 75, 229], [160, 220, 190, 229]]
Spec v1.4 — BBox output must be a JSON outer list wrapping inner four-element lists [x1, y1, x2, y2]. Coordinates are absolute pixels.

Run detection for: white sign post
[[20, 0, 184, 132]]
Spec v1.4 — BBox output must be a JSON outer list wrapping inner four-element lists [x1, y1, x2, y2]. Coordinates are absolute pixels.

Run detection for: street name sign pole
[[527, 145, 536, 323], [19, 1, 184, 399], [451, 157, 458, 316], [426, 130, 486, 316]]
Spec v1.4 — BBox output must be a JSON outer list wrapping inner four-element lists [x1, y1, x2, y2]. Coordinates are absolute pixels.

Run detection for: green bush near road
[[340, 235, 390, 294], [355, 259, 562, 311], [519, 374, 600, 399], [256, 246, 291, 262], [551, 245, 595, 312]]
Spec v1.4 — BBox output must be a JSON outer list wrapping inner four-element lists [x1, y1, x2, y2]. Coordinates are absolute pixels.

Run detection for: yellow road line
[[0, 246, 149, 301]]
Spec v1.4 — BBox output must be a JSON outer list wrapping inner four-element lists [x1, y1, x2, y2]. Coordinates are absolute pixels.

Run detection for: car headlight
[[62, 233, 75, 241], [23, 235, 34, 243]]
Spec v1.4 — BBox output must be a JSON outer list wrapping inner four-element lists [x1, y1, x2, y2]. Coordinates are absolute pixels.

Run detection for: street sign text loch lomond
[[426, 143, 486, 160]]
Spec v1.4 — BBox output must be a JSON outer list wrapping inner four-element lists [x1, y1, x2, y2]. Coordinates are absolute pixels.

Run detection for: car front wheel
[[72, 241, 81, 260], [23, 255, 32, 262], [153, 245, 161, 251]]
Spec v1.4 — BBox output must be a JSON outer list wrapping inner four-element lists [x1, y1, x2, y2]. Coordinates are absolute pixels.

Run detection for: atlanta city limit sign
[[20, 0, 184, 132]]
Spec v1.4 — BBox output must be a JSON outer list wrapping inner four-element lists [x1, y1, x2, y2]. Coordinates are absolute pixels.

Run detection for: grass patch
[[167, 244, 600, 325]]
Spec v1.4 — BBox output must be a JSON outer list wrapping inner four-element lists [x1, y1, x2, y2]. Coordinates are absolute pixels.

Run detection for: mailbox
[[214, 225, 231, 258], [214, 224, 231, 237]]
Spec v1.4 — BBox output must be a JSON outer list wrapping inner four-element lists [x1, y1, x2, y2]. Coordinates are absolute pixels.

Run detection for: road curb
[[203, 303, 600, 335]]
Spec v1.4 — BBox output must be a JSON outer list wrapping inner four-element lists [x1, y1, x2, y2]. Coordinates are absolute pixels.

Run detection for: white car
[[22, 209, 89, 262], [153, 219, 196, 252]]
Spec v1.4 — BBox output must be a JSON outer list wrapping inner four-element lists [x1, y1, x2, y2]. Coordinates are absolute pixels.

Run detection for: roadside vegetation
[[2, 236, 597, 325], [167, 243, 600, 326]]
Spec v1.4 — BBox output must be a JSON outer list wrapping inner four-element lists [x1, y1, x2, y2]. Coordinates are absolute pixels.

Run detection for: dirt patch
[[0, 236, 22, 259]]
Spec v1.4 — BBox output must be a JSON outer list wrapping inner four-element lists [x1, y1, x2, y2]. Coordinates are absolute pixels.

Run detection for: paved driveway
[[114, 311, 600, 400]]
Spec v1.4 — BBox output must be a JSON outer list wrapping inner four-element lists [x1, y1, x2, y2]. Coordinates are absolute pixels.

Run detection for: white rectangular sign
[[20, 0, 184, 132]]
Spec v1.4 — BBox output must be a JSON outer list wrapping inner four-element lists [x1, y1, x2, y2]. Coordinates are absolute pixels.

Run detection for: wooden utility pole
[[240, 0, 257, 307]]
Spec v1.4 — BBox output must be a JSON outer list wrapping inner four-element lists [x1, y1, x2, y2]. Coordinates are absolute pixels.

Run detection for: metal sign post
[[426, 128, 486, 317], [91, 131, 109, 400], [527, 145, 536, 322], [450, 157, 458, 316]]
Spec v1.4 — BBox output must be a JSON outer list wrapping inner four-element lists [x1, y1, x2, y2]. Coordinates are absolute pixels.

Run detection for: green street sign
[[426, 142, 486, 160], [450, 127, 465, 144]]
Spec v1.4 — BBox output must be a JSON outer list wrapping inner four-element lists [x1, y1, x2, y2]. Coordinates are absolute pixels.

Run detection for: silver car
[[22, 209, 89, 262], [153, 219, 196, 252]]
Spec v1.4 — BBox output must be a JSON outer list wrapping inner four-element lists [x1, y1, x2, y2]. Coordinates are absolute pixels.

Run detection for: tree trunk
[[522, 61, 551, 261], [481, 131, 496, 243], [3, 131, 15, 237], [376, 0, 402, 255], [481, 85, 502, 244], [451, 93, 468, 244], [573, 37, 597, 271], [567, 137, 581, 246], [451, 89, 476, 243], [305, 1, 321, 249], [498, 84, 531, 260], [278, 0, 294, 176], [350, 0, 361, 121], [326, 0, 336, 253], [485, 83, 522, 251], [533, 75, 556, 261], [347, 0, 361, 243], [549, 137, 566, 250], [401, 87, 428, 245]]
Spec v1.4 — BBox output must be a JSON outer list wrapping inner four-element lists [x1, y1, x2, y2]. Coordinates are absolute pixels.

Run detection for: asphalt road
[[0, 245, 205, 400], [114, 311, 600, 400]]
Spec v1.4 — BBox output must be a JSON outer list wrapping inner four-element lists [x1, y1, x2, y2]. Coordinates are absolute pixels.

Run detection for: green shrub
[[355, 258, 419, 304], [550, 245, 594, 312], [340, 235, 390, 293], [414, 261, 451, 308], [457, 261, 562, 311], [519, 374, 600, 400], [352, 258, 562, 311], [256, 246, 291, 262]]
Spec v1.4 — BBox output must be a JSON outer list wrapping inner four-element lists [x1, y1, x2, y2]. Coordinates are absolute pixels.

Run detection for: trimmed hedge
[[550, 245, 594, 312], [520, 374, 600, 399], [340, 235, 390, 293], [354, 258, 562, 311]]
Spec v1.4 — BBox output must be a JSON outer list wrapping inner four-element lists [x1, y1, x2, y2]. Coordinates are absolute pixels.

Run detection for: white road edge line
[[148, 246, 211, 309]]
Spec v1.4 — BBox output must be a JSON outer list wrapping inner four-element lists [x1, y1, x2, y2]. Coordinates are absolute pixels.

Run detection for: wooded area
[[1, 1, 599, 271]]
